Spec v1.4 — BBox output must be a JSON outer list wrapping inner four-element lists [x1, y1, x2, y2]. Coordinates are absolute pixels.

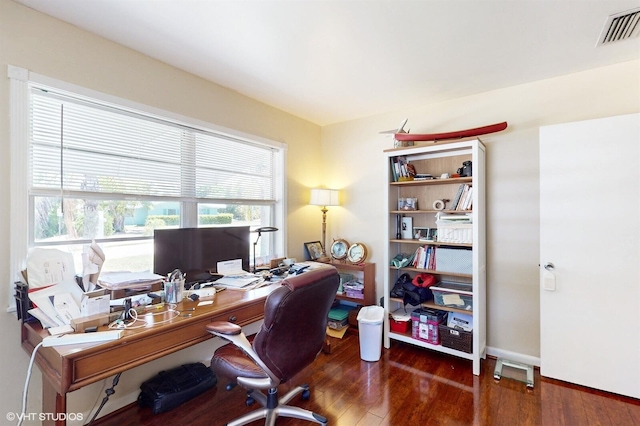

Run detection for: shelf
[[389, 265, 472, 279], [335, 293, 365, 304], [390, 239, 472, 248], [389, 298, 473, 315], [390, 177, 472, 186], [421, 301, 473, 315], [387, 330, 474, 361], [329, 261, 376, 306], [328, 261, 367, 271], [390, 209, 472, 214]]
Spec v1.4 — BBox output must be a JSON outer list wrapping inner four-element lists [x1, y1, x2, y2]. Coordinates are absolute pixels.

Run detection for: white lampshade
[[309, 189, 340, 207]]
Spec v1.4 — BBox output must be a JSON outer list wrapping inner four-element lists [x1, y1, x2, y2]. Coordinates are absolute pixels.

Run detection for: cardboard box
[[447, 312, 473, 332], [81, 288, 111, 317], [71, 312, 111, 332]]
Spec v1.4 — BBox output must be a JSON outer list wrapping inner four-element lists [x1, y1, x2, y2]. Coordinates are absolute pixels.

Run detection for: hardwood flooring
[[95, 332, 640, 425]]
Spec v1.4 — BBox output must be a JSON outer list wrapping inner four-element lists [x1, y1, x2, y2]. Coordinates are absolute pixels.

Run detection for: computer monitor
[[153, 226, 251, 279]]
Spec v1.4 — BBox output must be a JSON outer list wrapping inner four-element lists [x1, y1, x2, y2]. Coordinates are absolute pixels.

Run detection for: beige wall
[[0, 0, 322, 422], [2, 0, 640, 422], [321, 59, 640, 361]]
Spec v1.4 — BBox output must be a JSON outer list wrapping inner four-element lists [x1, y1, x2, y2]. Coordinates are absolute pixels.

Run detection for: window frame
[[8, 65, 287, 300]]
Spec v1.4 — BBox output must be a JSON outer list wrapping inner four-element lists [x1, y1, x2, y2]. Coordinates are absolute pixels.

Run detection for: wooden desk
[[21, 284, 278, 426]]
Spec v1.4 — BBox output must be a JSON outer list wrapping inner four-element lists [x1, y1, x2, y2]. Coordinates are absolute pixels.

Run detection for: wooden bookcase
[[329, 261, 376, 306], [383, 139, 486, 375]]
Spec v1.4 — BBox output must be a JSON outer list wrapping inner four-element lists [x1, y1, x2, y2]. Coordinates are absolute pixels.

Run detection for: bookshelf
[[330, 261, 375, 306], [383, 139, 486, 375]]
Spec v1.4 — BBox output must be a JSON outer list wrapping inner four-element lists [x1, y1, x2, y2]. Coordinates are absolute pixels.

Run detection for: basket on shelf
[[438, 324, 473, 353], [436, 222, 473, 244]]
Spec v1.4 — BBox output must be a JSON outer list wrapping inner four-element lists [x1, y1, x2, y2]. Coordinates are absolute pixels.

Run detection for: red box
[[390, 317, 410, 333]]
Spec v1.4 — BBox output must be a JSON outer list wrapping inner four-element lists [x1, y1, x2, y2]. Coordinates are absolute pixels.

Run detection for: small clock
[[347, 243, 368, 264], [330, 238, 350, 261]]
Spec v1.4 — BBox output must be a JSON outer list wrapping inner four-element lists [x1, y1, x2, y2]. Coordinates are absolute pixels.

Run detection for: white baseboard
[[486, 346, 540, 367]]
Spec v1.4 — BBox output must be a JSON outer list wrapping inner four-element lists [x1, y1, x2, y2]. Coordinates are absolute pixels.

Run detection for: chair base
[[226, 384, 327, 426]]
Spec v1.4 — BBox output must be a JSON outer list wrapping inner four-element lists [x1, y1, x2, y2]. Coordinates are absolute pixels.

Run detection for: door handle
[[544, 262, 555, 271]]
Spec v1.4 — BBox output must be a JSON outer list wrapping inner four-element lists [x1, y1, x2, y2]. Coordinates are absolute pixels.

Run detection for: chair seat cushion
[[211, 343, 270, 381]]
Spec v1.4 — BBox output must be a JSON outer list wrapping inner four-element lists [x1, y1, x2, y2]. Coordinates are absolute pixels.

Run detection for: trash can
[[356, 305, 385, 362]]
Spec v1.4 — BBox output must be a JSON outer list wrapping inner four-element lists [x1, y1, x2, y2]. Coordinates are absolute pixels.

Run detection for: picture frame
[[414, 227, 437, 241], [413, 227, 430, 240], [304, 241, 324, 260]]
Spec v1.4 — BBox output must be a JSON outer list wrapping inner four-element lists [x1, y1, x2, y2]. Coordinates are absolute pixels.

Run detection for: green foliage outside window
[[199, 214, 233, 225]]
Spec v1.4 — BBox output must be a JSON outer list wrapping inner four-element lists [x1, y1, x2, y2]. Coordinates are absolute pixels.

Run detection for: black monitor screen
[[153, 226, 250, 278]]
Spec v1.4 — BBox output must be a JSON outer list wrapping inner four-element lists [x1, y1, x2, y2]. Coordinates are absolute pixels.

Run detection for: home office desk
[[20, 284, 279, 426]]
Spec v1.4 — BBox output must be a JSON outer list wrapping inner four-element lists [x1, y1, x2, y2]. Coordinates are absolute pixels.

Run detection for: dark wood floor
[[96, 332, 640, 425]]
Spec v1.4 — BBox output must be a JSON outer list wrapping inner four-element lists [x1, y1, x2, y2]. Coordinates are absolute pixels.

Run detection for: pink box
[[411, 309, 447, 344]]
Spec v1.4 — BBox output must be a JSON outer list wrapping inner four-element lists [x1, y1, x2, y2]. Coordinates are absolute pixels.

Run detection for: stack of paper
[[28, 280, 84, 328], [98, 271, 164, 290], [214, 259, 260, 289]]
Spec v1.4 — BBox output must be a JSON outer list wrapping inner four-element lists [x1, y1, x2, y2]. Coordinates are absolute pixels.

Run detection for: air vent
[[597, 8, 640, 46]]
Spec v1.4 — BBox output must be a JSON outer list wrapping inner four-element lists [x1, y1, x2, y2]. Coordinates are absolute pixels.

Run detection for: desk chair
[[206, 266, 339, 426]]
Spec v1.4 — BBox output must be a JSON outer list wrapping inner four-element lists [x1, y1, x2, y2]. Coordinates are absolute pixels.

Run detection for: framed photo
[[413, 227, 430, 240], [304, 241, 324, 260]]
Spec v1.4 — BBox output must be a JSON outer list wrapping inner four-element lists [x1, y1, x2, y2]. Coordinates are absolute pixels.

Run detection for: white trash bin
[[356, 305, 385, 362]]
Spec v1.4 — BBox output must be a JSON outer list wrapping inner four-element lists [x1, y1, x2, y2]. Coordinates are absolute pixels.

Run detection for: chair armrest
[[206, 321, 257, 365], [206, 321, 242, 336], [205, 321, 279, 386]]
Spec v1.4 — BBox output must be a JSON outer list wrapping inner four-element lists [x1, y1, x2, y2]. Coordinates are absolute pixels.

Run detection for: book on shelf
[[450, 184, 465, 210], [462, 186, 473, 210], [401, 216, 413, 239], [414, 173, 434, 180], [454, 184, 473, 211], [429, 246, 436, 270], [411, 245, 437, 270], [390, 156, 414, 182]]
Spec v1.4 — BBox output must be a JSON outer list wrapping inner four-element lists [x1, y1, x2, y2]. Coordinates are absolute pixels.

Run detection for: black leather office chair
[[206, 266, 339, 426]]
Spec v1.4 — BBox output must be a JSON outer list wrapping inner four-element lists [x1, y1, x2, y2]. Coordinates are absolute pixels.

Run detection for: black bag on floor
[[138, 362, 217, 414]]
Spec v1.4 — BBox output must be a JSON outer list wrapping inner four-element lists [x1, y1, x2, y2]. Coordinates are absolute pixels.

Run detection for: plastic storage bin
[[389, 308, 412, 334], [357, 306, 385, 361], [431, 281, 473, 310], [411, 308, 448, 344]]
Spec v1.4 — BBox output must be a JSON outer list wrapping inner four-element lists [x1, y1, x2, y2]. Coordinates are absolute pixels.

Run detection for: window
[[9, 67, 285, 281]]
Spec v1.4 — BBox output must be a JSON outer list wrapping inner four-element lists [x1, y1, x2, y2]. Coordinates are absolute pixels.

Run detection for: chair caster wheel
[[245, 396, 255, 406], [301, 389, 310, 400]]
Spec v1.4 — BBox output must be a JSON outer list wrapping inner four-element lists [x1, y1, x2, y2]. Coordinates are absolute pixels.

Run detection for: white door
[[540, 113, 640, 398]]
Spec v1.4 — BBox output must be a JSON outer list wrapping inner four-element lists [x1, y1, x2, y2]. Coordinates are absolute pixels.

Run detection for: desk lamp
[[309, 188, 340, 263], [252, 226, 278, 273]]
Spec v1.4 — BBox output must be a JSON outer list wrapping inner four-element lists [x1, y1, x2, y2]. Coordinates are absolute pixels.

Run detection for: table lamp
[[309, 188, 340, 263], [252, 226, 278, 273]]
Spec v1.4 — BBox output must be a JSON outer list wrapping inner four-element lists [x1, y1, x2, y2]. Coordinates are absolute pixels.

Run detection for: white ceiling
[[14, 0, 640, 126]]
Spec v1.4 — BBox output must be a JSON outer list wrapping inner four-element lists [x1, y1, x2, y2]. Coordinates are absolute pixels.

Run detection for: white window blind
[[31, 88, 276, 202], [9, 66, 284, 286]]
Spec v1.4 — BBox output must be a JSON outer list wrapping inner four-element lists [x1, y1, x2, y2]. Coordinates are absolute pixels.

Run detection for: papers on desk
[[26, 248, 76, 289], [28, 279, 84, 328], [215, 275, 261, 288], [214, 259, 261, 289], [97, 271, 164, 290]]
